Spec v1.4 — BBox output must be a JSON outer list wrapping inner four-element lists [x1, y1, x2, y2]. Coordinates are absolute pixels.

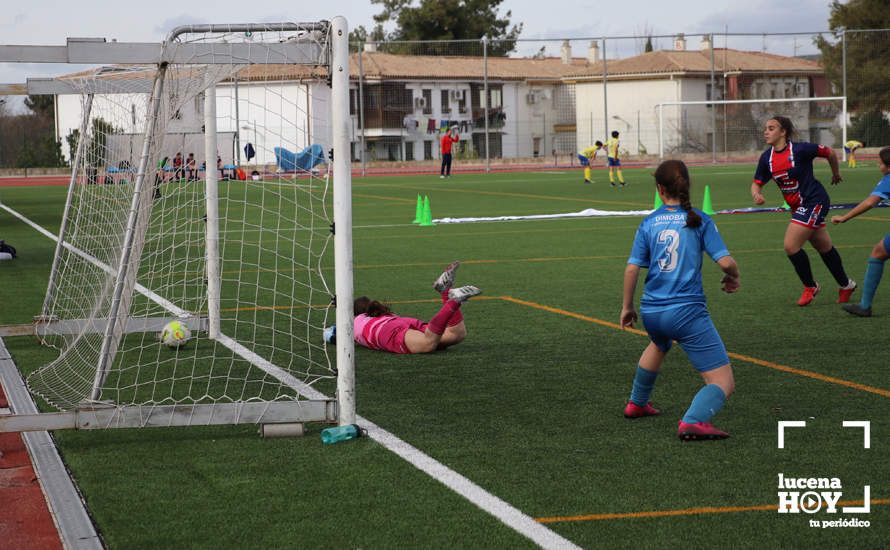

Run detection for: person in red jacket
[[440, 127, 460, 178]]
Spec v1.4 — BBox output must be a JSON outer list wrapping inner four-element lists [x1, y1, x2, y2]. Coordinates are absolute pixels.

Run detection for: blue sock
[[629, 365, 659, 406], [860, 258, 885, 309], [681, 384, 726, 424]]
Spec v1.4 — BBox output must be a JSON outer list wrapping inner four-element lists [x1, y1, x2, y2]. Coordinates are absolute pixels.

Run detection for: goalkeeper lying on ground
[[325, 261, 480, 354]]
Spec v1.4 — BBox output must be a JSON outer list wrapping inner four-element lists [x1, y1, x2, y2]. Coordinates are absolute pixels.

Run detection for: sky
[[0, 0, 835, 110]]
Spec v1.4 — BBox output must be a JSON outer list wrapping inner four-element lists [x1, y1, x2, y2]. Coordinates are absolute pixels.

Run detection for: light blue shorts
[[641, 303, 729, 372]]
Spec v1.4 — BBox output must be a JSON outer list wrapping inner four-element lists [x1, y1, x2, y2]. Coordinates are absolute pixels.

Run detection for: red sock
[[447, 309, 463, 327], [440, 290, 449, 303], [428, 300, 460, 335]]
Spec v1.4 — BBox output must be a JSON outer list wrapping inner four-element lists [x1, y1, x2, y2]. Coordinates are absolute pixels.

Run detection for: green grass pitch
[[0, 161, 887, 547]]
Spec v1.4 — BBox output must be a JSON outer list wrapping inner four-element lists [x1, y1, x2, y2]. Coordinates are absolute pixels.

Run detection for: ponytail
[[654, 159, 701, 228]]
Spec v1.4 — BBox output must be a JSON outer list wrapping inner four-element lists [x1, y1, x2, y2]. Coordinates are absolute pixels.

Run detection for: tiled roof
[[567, 48, 823, 80], [353, 51, 589, 81], [53, 48, 822, 85]]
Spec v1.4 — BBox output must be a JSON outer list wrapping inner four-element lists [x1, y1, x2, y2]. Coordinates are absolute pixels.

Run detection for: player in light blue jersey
[[621, 160, 741, 441], [831, 146, 890, 316]]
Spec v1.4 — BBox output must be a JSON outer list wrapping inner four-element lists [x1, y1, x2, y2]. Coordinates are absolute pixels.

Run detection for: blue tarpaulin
[[274, 144, 325, 172]]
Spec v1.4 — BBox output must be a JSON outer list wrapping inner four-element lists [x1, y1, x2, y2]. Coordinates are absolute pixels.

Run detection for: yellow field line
[[536, 499, 890, 524], [726, 351, 890, 398], [499, 295, 647, 336], [499, 296, 890, 398], [353, 192, 417, 204], [220, 295, 500, 313]]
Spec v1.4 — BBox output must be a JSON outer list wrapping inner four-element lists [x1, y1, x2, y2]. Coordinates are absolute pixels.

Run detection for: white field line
[[0, 202, 189, 317], [1, 201, 580, 550]]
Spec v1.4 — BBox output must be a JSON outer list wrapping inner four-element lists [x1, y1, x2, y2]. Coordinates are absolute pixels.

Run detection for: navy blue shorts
[[608, 157, 621, 167], [882, 234, 890, 253], [577, 154, 590, 166], [641, 303, 729, 373], [790, 199, 828, 229]]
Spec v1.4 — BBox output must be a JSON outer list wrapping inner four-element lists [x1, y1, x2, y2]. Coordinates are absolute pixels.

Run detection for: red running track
[[0, 385, 62, 550]]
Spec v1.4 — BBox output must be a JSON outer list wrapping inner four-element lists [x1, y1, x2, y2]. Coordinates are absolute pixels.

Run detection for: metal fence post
[[358, 43, 366, 176], [602, 37, 608, 139], [483, 36, 490, 172]]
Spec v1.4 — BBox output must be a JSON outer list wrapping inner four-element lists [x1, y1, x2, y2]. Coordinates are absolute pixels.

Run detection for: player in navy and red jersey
[[347, 262, 480, 354], [751, 116, 856, 307]]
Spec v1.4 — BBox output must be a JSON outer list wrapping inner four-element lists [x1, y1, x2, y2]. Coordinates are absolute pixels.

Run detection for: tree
[[644, 36, 654, 53], [815, 0, 890, 113], [65, 117, 120, 168], [349, 24, 386, 47], [25, 95, 55, 118], [369, 0, 523, 56]]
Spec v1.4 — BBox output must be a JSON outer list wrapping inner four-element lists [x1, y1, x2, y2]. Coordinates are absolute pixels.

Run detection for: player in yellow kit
[[605, 131, 626, 186], [578, 140, 604, 184], [844, 140, 864, 168]]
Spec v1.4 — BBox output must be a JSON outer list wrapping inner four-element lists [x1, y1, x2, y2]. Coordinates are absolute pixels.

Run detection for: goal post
[[0, 18, 356, 434], [656, 96, 848, 161]]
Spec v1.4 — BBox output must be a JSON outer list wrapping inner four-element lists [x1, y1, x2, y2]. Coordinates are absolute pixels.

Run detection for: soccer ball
[[160, 320, 191, 348], [323, 325, 336, 345]]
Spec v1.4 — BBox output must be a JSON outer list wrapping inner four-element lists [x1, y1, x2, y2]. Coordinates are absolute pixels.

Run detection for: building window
[[405, 142, 414, 161], [422, 89, 432, 115], [349, 89, 357, 115], [491, 88, 502, 109], [458, 92, 467, 114], [424, 140, 433, 160], [441, 90, 450, 114]]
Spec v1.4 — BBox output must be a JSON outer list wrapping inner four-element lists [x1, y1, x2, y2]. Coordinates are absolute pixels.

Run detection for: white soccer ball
[[160, 320, 191, 348]]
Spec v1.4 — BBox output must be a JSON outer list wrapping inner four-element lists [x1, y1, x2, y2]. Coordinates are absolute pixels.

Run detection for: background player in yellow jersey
[[844, 140, 864, 168], [605, 130, 626, 186], [578, 140, 604, 184]]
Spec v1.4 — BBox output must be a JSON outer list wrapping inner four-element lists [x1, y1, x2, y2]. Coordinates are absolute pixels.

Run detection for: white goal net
[[656, 96, 847, 160], [24, 20, 354, 430]]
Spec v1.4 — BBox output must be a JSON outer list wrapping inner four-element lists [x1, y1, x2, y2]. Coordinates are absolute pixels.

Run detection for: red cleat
[[797, 283, 820, 306], [677, 421, 729, 441], [837, 280, 857, 303], [623, 401, 661, 418]]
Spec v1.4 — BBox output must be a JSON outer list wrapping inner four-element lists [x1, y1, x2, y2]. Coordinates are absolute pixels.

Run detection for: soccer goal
[[0, 18, 355, 435], [656, 96, 847, 160]]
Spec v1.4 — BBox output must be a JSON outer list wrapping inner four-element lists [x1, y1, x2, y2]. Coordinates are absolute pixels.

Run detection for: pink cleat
[[677, 420, 729, 441], [797, 283, 820, 306], [837, 280, 857, 304], [623, 401, 661, 419]]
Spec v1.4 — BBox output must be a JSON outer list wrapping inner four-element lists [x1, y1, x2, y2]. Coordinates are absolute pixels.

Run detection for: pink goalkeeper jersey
[[354, 313, 427, 354]]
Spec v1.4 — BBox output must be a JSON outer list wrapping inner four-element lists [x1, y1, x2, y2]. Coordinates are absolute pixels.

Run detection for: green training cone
[[412, 194, 423, 224], [781, 199, 791, 210], [653, 188, 663, 210], [702, 185, 715, 215], [420, 195, 434, 226]]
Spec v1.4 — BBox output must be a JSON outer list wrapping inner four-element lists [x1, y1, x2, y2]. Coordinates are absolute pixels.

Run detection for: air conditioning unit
[[414, 96, 427, 109], [526, 92, 538, 105], [449, 89, 465, 101]]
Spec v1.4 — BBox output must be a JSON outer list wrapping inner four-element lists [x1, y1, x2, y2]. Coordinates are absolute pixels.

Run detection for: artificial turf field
[[0, 162, 887, 548]]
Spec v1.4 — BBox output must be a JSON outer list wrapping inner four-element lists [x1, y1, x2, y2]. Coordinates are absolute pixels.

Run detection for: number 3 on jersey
[[657, 229, 680, 272]]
